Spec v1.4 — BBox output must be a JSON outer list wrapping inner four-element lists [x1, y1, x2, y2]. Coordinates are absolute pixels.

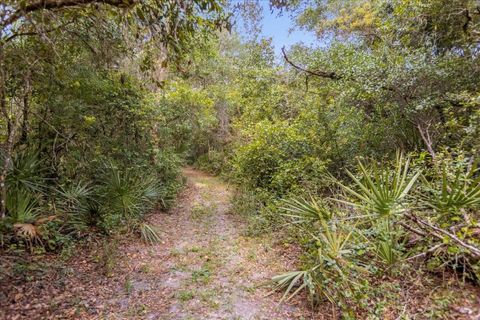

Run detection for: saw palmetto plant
[[6, 192, 43, 251], [421, 165, 480, 217], [280, 195, 333, 224], [6, 151, 47, 195], [55, 182, 94, 235], [335, 152, 421, 219], [274, 196, 361, 307], [271, 221, 361, 308], [98, 163, 161, 220]]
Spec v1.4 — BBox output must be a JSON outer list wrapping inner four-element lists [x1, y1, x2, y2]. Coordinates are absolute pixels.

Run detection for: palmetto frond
[[335, 152, 420, 218], [422, 165, 480, 215], [140, 223, 162, 245], [280, 195, 332, 224]]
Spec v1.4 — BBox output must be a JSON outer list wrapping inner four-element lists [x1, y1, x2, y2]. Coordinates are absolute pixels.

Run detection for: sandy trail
[[102, 167, 310, 319], [1, 168, 314, 320]]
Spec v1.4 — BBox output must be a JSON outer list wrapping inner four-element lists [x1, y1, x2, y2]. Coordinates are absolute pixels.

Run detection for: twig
[[416, 122, 436, 160], [405, 243, 445, 261], [2, 20, 75, 43], [398, 221, 427, 237], [405, 213, 480, 257], [281, 46, 340, 80]]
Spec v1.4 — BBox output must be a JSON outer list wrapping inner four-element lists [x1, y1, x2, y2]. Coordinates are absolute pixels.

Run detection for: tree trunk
[[19, 74, 31, 145], [0, 45, 13, 219], [0, 71, 12, 219]]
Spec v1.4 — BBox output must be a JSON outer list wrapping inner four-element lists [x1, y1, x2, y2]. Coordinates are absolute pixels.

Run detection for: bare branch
[[3, 19, 75, 43], [280, 46, 397, 95], [405, 213, 480, 257], [416, 122, 436, 160], [405, 243, 445, 261], [281, 46, 340, 80], [398, 221, 427, 237]]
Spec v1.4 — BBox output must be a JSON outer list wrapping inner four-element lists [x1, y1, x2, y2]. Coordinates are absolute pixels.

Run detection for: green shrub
[[195, 149, 225, 174], [334, 152, 421, 219], [232, 121, 324, 195], [414, 151, 480, 281], [96, 163, 161, 232], [6, 151, 47, 196], [273, 151, 480, 313], [273, 196, 368, 313], [55, 182, 94, 236]]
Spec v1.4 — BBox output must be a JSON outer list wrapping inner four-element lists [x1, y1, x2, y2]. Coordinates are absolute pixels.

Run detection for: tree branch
[[280, 46, 396, 95], [405, 243, 445, 261], [3, 20, 75, 43], [416, 122, 436, 160], [398, 221, 427, 237], [281, 46, 340, 80], [2, 0, 137, 29], [405, 213, 480, 258]]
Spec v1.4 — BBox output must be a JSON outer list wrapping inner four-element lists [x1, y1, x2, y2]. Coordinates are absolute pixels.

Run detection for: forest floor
[[1, 168, 317, 319], [3, 168, 480, 319]]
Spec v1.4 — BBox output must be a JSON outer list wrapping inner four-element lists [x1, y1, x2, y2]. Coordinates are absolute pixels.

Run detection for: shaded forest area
[[1, 0, 480, 319]]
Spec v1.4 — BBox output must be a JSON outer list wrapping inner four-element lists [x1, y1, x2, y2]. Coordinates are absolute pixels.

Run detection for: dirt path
[[102, 167, 309, 319], [1, 168, 313, 319], [3, 168, 479, 320]]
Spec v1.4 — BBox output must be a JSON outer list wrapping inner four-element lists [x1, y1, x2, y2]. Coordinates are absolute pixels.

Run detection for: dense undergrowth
[[0, 1, 225, 254], [0, 68, 185, 253]]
